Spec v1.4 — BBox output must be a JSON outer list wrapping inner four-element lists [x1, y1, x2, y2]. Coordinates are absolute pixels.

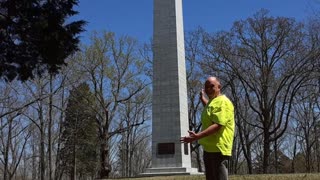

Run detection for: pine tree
[[58, 83, 98, 179], [0, 0, 85, 81]]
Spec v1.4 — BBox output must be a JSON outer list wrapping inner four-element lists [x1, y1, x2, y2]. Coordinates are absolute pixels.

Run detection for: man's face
[[204, 78, 220, 99]]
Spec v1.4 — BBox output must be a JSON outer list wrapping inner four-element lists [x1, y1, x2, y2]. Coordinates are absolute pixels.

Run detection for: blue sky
[[74, 0, 319, 44]]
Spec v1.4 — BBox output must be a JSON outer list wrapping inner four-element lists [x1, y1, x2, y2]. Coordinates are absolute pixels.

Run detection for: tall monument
[[143, 0, 197, 175]]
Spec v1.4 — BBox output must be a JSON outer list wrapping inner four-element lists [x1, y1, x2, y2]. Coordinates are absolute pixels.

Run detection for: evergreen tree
[[58, 83, 98, 179], [0, 0, 86, 81]]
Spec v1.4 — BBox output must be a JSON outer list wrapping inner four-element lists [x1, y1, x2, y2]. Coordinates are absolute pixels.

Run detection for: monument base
[[139, 167, 201, 177]]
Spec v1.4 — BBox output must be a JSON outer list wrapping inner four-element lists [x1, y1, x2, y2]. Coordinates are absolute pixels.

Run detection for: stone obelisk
[[143, 0, 197, 176]]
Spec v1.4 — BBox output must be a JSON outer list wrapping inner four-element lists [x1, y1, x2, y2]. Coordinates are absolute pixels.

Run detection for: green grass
[[110, 173, 320, 180], [230, 173, 320, 180]]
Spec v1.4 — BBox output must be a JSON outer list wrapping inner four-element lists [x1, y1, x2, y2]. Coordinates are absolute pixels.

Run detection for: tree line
[[1, 7, 320, 180], [185, 10, 320, 174]]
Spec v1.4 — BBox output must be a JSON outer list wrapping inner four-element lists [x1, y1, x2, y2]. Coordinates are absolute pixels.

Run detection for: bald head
[[207, 77, 220, 85], [204, 76, 221, 99]]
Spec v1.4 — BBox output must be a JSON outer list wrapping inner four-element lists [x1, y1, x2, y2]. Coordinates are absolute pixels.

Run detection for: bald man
[[181, 76, 235, 180]]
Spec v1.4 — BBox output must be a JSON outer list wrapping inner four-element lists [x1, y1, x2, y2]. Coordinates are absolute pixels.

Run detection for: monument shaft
[[152, 0, 191, 169]]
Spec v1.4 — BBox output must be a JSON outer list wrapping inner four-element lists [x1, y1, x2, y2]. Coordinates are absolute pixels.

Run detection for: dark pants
[[203, 151, 229, 180]]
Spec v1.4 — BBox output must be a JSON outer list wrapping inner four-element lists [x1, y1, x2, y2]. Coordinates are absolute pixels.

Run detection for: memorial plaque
[[184, 143, 189, 155], [158, 143, 175, 155]]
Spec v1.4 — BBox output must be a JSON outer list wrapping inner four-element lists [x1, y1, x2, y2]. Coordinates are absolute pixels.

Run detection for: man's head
[[204, 76, 221, 99]]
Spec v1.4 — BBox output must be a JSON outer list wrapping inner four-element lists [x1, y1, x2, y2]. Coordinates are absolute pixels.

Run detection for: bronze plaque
[[158, 143, 175, 155]]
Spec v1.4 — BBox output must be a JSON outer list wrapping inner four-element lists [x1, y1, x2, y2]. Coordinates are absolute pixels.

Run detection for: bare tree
[[184, 28, 206, 172], [283, 122, 300, 173], [199, 9, 320, 173], [290, 82, 320, 172], [0, 84, 31, 180], [19, 73, 68, 180], [73, 31, 151, 179], [117, 90, 151, 177]]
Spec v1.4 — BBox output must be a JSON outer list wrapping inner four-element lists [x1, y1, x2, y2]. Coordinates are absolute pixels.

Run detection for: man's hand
[[199, 89, 205, 99], [180, 130, 198, 143], [200, 89, 208, 106]]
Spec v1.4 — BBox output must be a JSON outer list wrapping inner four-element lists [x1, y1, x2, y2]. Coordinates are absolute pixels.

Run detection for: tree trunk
[[32, 138, 37, 180], [39, 108, 46, 180], [54, 85, 65, 180], [263, 131, 270, 173], [3, 118, 12, 180], [71, 138, 76, 180], [71, 116, 78, 180], [195, 147, 203, 172], [291, 138, 297, 173], [48, 74, 53, 180], [274, 140, 278, 173], [99, 109, 111, 179], [99, 133, 111, 179], [247, 151, 253, 174]]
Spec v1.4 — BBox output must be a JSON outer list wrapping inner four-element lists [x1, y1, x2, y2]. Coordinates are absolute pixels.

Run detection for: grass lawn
[[110, 173, 320, 180]]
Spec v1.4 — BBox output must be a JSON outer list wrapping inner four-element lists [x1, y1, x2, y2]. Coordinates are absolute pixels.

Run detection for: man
[[181, 76, 235, 180]]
